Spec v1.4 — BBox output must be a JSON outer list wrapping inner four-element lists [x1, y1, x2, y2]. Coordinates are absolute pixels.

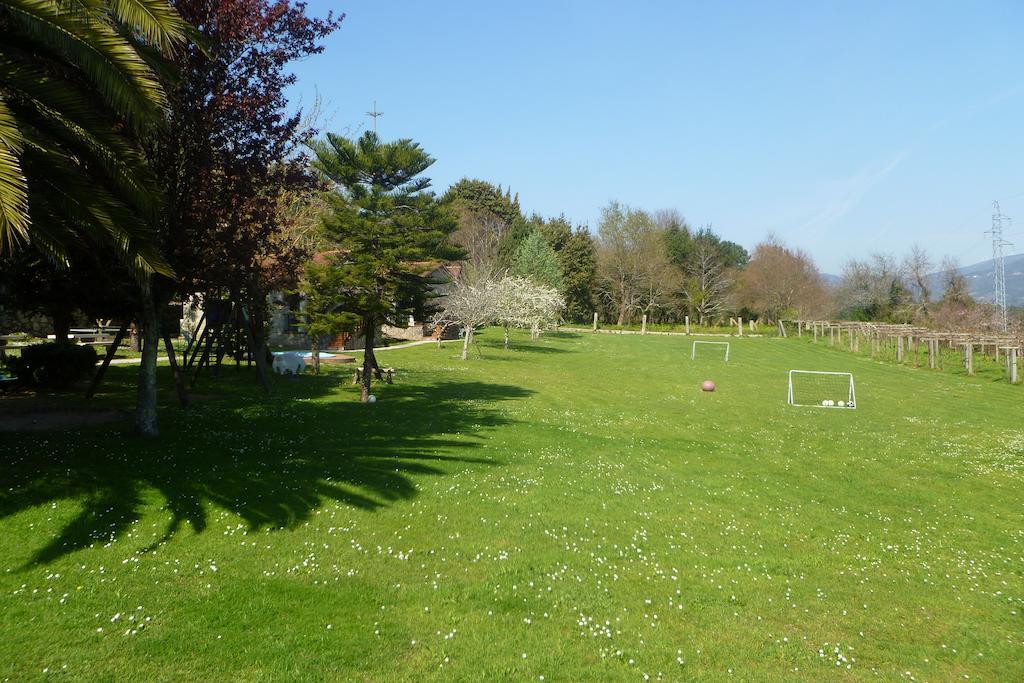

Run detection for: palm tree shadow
[[0, 378, 531, 566]]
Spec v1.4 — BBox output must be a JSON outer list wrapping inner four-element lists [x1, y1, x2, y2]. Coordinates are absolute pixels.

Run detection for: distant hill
[[933, 253, 1024, 307], [821, 254, 1024, 307]]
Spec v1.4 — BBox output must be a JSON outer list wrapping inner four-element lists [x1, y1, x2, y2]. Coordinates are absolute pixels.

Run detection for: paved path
[[559, 327, 764, 338], [109, 356, 169, 365], [103, 338, 460, 365], [350, 338, 460, 352]]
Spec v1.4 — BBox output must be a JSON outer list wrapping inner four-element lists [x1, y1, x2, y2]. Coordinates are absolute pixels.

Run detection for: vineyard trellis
[[781, 319, 1022, 385]]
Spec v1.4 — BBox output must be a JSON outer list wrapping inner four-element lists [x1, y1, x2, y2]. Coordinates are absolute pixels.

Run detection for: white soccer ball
[[847, 401, 855, 409], [838, 400, 846, 407], [368, 395, 377, 404], [821, 400, 829, 407]]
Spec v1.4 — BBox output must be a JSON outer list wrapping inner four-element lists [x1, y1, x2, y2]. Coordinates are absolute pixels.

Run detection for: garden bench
[[352, 366, 394, 385]]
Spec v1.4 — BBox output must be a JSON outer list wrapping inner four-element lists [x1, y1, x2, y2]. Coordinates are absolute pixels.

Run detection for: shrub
[[8, 343, 98, 389]]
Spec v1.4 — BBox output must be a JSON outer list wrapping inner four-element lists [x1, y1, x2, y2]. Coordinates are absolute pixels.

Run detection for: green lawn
[[1, 330, 1021, 681]]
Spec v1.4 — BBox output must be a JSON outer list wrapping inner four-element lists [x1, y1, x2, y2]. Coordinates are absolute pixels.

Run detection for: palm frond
[[2, 49, 160, 216], [107, 0, 188, 52], [1, 0, 166, 128], [0, 98, 31, 251], [26, 149, 172, 276]]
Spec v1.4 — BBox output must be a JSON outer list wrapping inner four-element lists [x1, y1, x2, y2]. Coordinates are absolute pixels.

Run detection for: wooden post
[[813, 323, 818, 342], [592, 312, 598, 332], [737, 316, 743, 336], [163, 332, 189, 408], [829, 326, 835, 346], [1009, 348, 1019, 384], [85, 320, 130, 399], [685, 316, 690, 334], [641, 314, 647, 335], [896, 335, 904, 363], [965, 342, 974, 376]]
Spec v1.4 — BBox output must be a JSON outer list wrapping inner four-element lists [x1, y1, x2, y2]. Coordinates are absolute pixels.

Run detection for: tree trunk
[[52, 309, 71, 343], [461, 327, 471, 361], [311, 336, 321, 375], [616, 300, 627, 326], [243, 309, 272, 394], [129, 322, 141, 352], [503, 326, 509, 350], [135, 292, 160, 437], [360, 317, 375, 401], [86, 320, 129, 400]]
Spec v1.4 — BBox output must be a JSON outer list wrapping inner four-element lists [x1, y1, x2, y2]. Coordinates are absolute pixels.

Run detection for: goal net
[[787, 370, 856, 408], [691, 341, 730, 362]]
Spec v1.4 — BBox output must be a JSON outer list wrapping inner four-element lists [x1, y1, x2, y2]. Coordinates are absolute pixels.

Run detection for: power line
[[985, 201, 1013, 332]]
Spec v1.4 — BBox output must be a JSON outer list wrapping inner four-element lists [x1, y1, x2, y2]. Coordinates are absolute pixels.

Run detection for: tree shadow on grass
[[0, 374, 531, 566]]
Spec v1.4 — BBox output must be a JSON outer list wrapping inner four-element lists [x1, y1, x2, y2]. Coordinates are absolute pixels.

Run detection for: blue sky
[[286, 1, 1024, 272]]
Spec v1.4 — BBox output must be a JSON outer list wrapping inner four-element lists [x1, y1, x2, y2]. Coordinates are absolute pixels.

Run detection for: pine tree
[[309, 132, 459, 401], [559, 229, 597, 322], [511, 230, 564, 291]]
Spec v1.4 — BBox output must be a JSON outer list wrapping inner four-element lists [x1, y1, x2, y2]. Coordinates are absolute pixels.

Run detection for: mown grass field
[[1, 329, 1022, 681]]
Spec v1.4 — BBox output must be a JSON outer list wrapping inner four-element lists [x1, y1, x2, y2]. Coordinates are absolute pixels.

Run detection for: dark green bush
[[8, 343, 98, 389]]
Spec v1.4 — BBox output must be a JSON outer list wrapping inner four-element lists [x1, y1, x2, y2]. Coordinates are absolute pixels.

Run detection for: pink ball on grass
[[701, 380, 716, 392]]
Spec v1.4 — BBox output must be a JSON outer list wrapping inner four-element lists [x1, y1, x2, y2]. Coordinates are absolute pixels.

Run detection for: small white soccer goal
[[691, 340, 730, 362], [787, 370, 856, 409]]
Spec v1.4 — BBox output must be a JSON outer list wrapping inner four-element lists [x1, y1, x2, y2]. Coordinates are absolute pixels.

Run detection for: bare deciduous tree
[[635, 226, 679, 319], [595, 202, 678, 325], [452, 206, 509, 281], [903, 243, 933, 314], [683, 241, 731, 324], [736, 238, 828, 321], [835, 253, 909, 321], [595, 203, 645, 325]]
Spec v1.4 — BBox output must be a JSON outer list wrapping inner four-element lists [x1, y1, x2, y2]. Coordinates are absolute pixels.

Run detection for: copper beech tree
[[132, 0, 340, 435]]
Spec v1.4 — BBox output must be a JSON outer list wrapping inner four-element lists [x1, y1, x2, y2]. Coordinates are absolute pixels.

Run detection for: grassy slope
[[0, 330, 1021, 681]]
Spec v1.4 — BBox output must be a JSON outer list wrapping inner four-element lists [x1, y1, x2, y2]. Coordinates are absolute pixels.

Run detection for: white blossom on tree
[[434, 275, 564, 359], [495, 276, 564, 344], [433, 278, 502, 360]]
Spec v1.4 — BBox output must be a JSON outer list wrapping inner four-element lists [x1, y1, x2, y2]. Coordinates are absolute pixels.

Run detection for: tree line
[[0, 0, 1008, 437], [436, 185, 1002, 336]]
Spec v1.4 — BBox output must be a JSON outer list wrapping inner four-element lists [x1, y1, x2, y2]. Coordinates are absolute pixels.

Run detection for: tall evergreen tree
[[442, 178, 521, 226], [559, 228, 597, 322], [511, 230, 563, 291], [309, 131, 460, 401]]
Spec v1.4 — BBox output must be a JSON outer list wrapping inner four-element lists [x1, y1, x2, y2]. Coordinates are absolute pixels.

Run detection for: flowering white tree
[[433, 278, 501, 360], [495, 276, 564, 345], [436, 275, 564, 359]]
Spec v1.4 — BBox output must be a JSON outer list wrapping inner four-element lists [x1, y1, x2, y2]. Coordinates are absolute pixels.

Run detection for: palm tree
[[0, 0, 188, 274]]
